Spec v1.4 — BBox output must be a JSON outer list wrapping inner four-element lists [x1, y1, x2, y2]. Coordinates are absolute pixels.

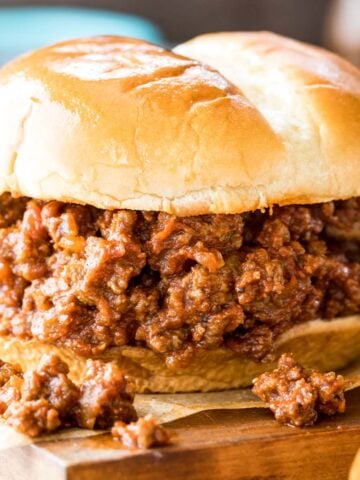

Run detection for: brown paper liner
[[0, 360, 358, 451]]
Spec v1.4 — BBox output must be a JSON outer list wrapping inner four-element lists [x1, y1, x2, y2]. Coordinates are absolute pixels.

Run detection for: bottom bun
[[0, 316, 359, 393]]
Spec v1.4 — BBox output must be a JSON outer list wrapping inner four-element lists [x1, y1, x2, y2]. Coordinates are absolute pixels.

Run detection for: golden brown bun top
[[176, 32, 360, 209], [0, 34, 359, 215]]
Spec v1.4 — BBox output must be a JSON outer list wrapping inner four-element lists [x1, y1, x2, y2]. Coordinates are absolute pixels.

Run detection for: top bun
[[176, 32, 360, 210], [0, 34, 359, 216], [0, 35, 283, 215]]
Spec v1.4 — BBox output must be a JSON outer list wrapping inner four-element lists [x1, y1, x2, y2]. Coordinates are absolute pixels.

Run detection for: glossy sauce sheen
[[0, 354, 136, 437], [0, 194, 360, 368], [252, 354, 346, 426]]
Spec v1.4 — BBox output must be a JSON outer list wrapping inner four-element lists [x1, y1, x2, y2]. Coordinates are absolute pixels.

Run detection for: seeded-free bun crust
[[0, 33, 359, 215], [176, 32, 360, 211], [0, 35, 283, 216]]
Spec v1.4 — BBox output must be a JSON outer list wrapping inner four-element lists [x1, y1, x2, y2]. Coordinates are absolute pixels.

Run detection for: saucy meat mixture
[[0, 193, 360, 368], [252, 354, 346, 427], [112, 414, 171, 448], [0, 354, 136, 437], [0, 354, 174, 445]]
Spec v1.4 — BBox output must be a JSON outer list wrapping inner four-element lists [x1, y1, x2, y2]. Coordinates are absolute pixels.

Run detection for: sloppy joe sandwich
[[0, 34, 359, 393]]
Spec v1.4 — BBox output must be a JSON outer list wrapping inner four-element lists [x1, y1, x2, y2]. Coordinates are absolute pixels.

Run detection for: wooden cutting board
[[0, 388, 359, 480]]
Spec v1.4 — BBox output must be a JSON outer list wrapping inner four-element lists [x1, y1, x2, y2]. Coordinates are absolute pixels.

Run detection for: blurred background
[[0, 0, 359, 65]]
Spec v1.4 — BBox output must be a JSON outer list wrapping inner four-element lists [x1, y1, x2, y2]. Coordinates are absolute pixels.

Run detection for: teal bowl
[[0, 6, 165, 64]]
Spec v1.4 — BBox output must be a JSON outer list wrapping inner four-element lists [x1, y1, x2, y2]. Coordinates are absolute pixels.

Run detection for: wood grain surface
[[0, 388, 359, 480], [350, 448, 360, 480]]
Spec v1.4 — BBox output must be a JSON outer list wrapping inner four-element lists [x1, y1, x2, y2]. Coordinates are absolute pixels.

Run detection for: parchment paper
[[0, 360, 358, 451]]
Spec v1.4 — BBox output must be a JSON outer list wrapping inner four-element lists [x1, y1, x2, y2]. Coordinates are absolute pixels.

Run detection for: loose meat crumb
[[1, 194, 360, 367], [5, 399, 61, 437], [112, 414, 171, 449], [252, 354, 346, 427], [21, 354, 80, 422], [76, 360, 137, 429], [3, 354, 80, 436], [0, 355, 136, 437]]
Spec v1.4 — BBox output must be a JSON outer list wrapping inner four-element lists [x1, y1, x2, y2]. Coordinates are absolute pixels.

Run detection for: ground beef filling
[[0, 355, 136, 437], [252, 354, 346, 426], [1, 193, 360, 368], [112, 414, 171, 448]]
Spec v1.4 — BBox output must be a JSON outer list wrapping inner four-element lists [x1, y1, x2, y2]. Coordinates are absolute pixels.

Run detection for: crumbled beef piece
[[0, 355, 136, 437], [41, 201, 98, 250], [112, 414, 171, 449], [13, 200, 51, 281], [21, 354, 80, 423], [225, 324, 276, 362], [309, 370, 346, 416], [252, 354, 346, 427], [269, 206, 324, 242], [136, 265, 244, 367], [76, 360, 137, 429], [322, 198, 360, 240], [1, 193, 360, 366], [3, 354, 80, 435], [146, 213, 243, 275], [5, 399, 61, 437]]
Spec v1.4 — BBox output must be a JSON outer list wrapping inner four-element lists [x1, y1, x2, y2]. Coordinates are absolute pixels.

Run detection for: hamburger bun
[[0, 34, 359, 393], [0, 33, 359, 216], [175, 31, 360, 208], [0, 35, 283, 216]]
